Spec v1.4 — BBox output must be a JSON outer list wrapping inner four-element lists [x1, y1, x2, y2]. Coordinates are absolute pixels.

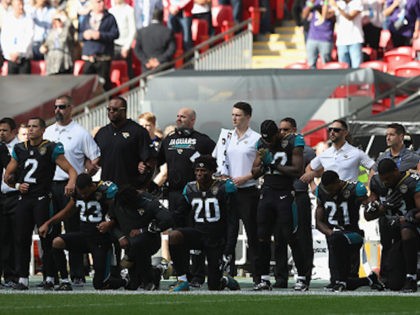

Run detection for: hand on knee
[[52, 237, 65, 249], [169, 230, 184, 245]]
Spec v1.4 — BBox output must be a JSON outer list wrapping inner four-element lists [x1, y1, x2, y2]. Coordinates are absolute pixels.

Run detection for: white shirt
[[1, 137, 18, 193], [213, 127, 260, 188], [44, 120, 101, 181], [109, 3, 136, 50], [335, 0, 364, 45], [310, 141, 374, 181], [0, 11, 34, 60]]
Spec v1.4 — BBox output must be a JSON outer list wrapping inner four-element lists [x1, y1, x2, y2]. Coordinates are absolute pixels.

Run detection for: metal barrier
[[72, 20, 253, 130]]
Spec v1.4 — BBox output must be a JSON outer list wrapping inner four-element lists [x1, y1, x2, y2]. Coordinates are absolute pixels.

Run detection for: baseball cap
[[260, 120, 278, 141]]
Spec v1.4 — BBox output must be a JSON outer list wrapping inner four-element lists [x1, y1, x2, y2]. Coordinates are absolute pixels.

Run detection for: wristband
[[15, 183, 20, 190]]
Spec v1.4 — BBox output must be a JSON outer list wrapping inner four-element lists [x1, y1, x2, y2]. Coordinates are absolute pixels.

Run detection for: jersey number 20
[[192, 197, 221, 223]]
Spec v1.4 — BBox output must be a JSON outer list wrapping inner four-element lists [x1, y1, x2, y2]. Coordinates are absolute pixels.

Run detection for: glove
[[383, 190, 403, 211], [147, 220, 161, 233], [365, 200, 380, 214]]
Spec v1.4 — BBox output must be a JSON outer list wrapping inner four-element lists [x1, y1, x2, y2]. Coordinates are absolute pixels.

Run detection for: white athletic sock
[[46, 276, 55, 284], [178, 275, 188, 282]]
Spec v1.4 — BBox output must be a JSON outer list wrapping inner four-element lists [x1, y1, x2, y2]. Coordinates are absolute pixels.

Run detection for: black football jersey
[[74, 181, 118, 234], [370, 172, 420, 216], [257, 133, 304, 190], [12, 140, 64, 196], [183, 179, 234, 240], [316, 181, 367, 232]]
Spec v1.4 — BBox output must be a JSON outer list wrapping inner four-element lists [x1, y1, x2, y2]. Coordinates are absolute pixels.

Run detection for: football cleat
[[55, 282, 73, 291], [253, 280, 272, 291], [13, 282, 28, 291], [293, 278, 309, 292], [43, 281, 55, 291], [220, 275, 240, 291], [143, 282, 158, 291], [401, 278, 417, 293], [120, 255, 134, 269], [72, 278, 85, 287], [332, 281, 347, 292], [368, 272, 385, 291], [324, 282, 335, 291], [189, 280, 203, 288], [3, 280, 16, 288], [170, 280, 190, 292]]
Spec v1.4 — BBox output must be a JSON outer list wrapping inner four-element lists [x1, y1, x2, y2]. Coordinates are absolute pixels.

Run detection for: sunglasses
[[328, 127, 343, 133], [279, 128, 290, 132], [54, 104, 70, 110], [107, 107, 126, 113]]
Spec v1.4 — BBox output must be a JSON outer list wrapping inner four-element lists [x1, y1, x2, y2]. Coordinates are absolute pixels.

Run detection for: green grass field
[[1, 293, 420, 315]]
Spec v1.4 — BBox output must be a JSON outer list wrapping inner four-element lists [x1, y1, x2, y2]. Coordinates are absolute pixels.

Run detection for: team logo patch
[[137, 208, 145, 216], [30, 150, 34, 156], [95, 192, 103, 201], [399, 184, 408, 194], [177, 149, 183, 154], [211, 185, 219, 195], [281, 140, 288, 148], [122, 132, 130, 139], [38, 146, 47, 156], [343, 189, 351, 199]]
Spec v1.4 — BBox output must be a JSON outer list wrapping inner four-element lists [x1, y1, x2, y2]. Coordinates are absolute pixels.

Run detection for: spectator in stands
[[0, 0, 33, 74], [66, 0, 91, 34], [371, 123, 420, 173], [40, 10, 74, 74], [133, 0, 162, 30], [0, 0, 12, 32], [362, 0, 384, 51], [164, 0, 194, 52], [17, 123, 28, 142], [293, 0, 310, 41], [79, 0, 119, 91], [134, 8, 176, 72], [302, 0, 335, 68], [330, 0, 364, 68], [109, 0, 136, 79], [138, 112, 161, 151], [27, 0, 56, 60], [192, 0, 213, 36], [383, 0, 420, 47]]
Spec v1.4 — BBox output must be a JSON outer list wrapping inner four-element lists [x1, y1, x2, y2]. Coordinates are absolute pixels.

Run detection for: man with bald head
[[157, 107, 215, 286]]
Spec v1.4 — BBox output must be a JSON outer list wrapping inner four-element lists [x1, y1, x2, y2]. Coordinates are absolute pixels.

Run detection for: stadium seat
[[192, 18, 209, 50], [1, 61, 7, 76], [73, 60, 85, 75], [110, 60, 129, 88], [301, 119, 328, 147], [30, 60, 46, 75], [383, 49, 414, 73], [242, 0, 262, 35], [174, 32, 184, 68], [212, 5, 234, 39], [319, 61, 349, 69], [362, 46, 378, 61], [360, 60, 387, 72], [270, 0, 284, 20], [394, 61, 420, 77], [284, 62, 310, 69]]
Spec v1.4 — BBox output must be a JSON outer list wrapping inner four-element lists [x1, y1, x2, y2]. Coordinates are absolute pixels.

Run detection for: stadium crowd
[[0, 96, 419, 294]]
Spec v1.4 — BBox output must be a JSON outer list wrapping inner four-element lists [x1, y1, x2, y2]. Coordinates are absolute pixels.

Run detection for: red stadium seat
[[30, 60, 46, 75], [110, 60, 129, 88], [394, 61, 420, 77], [362, 47, 378, 61], [192, 18, 209, 50], [270, 0, 284, 20], [360, 60, 387, 72], [284, 62, 309, 69], [174, 32, 184, 68], [242, 0, 262, 35], [73, 60, 85, 75], [212, 5, 234, 39], [301, 119, 328, 147], [1, 61, 7, 76], [319, 61, 349, 69], [384, 49, 414, 73]]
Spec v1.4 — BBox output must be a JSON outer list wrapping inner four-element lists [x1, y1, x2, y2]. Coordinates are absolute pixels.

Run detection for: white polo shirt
[[213, 127, 260, 188], [1, 137, 19, 193], [310, 141, 374, 181], [44, 121, 101, 181]]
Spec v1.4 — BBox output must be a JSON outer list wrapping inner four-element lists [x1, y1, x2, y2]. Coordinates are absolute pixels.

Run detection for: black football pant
[[50, 181, 84, 281], [170, 228, 224, 290], [125, 231, 161, 288], [327, 231, 369, 290], [0, 192, 19, 282], [15, 195, 54, 279], [286, 191, 313, 283], [231, 186, 259, 280], [255, 188, 293, 279], [58, 232, 125, 290], [378, 216, 401, 281], [168, 190, 205, 282]]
